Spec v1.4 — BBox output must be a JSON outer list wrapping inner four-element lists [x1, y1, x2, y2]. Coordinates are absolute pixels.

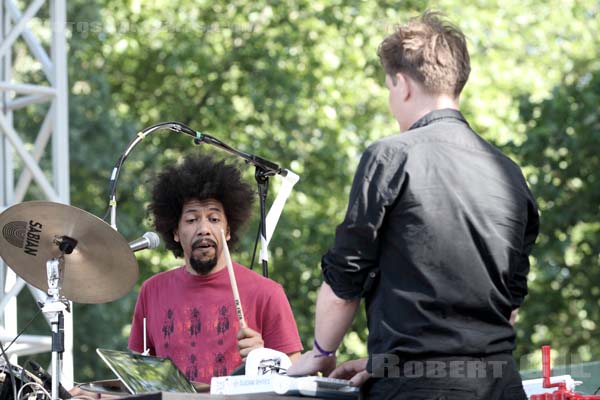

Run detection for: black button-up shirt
[[322, 109, 539, 365]]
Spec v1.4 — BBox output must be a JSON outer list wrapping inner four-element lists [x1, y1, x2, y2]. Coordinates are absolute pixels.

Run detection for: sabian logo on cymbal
[[2, 220, 43, 256]]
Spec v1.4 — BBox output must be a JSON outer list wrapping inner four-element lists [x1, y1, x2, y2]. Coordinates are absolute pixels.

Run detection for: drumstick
[[220, 228, 247, 329]]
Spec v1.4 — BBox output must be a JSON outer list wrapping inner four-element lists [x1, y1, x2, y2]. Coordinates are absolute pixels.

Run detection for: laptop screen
[[96, 348, 196, 394]]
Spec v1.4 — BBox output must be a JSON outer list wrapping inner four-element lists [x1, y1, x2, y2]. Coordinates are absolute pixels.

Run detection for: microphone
[[129, 232, 160, 252]]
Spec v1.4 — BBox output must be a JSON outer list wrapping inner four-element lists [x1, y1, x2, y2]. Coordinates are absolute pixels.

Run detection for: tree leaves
[[10, 0, 600, 380]]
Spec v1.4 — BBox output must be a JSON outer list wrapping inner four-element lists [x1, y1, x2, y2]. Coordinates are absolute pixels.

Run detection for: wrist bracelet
[[313, 338, 335, 357]]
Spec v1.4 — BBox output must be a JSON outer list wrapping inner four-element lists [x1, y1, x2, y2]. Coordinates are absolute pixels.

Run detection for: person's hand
[[69, 385, 120, 399], [329, 358, 370, 387], [69, 385, 98, 399], [286, 349, 337, 377], [237, 327, 264, 361]]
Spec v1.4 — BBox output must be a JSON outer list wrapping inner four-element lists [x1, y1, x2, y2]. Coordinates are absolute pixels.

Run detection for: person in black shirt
[[288, 11, 539, 400]]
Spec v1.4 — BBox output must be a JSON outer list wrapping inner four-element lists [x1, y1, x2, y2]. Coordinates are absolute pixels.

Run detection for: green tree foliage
[[61, 0, 414, 379], [9, 0, 600, 382], [513, 68, 600, 364]]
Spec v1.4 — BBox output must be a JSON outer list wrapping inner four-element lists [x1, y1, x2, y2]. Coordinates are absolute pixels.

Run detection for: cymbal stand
[[40, 237, 75, 400]]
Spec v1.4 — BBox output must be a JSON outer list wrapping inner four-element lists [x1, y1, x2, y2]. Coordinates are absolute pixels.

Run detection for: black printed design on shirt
[[185, 353, 199, 381], [213, 352, 227, 377], [216, 305, 230, 346], [162, 308, 175, 348], [189, 307, 202, 347]]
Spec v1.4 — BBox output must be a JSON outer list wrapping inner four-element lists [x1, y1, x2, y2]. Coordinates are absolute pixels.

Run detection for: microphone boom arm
[[106, 121, 292, 278], [192, 131, 287, 177], [188, 129, 287, 278]]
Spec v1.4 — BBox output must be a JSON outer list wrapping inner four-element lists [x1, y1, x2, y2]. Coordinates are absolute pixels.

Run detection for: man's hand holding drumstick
[[220, 229, 264, 361]]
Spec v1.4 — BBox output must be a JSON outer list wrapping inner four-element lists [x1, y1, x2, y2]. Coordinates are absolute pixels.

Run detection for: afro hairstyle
[[148, 153, 255, 258]]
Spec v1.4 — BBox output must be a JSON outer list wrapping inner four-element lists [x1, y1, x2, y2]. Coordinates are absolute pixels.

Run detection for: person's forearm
[[286, 282, 361, 377], [314, 282, 360, 352]]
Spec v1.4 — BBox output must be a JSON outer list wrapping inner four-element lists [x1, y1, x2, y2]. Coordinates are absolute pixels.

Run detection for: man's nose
[[196, 219, 212, 236]]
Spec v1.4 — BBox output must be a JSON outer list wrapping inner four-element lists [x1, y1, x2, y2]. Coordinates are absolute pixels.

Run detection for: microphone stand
[[42, 236, 76, 400], [189, 130, 287, 278], [105, 121, 288, 277], [255, 169, 269, 278]]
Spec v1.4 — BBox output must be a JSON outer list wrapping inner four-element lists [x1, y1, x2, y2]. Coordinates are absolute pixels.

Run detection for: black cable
[[19, 361, 26, 390], [18, 360, 37, 398], [102, 149, 132, 222], [0, 307, 43, 400], [101, 121, 199, 223], [249, 222, 261, 271], [0, 340, 18, 400], [594, 384, 600, 395], [101, 121, 280, 275], [2, 309, 71, 400], [2, 308, 43, 353]]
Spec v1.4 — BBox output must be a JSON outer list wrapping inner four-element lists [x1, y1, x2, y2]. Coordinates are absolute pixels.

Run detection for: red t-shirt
[[128, 262, 302, 383]]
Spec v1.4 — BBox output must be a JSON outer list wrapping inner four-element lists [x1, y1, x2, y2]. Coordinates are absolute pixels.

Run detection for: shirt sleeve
[[128, 282, 154, 354], [259, 284, 303, 355], [322, 142, 408, 300], [508, 194, 540, 308]]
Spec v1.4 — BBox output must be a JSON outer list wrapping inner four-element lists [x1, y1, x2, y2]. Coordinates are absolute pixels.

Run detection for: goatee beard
[[190, 256, 217, 275]]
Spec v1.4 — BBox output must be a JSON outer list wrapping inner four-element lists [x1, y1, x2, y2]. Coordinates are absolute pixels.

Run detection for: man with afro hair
[[128, 154, 302, 384]]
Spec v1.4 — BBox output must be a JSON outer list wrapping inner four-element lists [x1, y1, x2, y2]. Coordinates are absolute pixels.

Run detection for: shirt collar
[[408, 108, 468, 131]]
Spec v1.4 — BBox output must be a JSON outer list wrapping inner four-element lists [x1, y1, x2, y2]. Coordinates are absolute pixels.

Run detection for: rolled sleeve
[[322, 141, 407, 299]]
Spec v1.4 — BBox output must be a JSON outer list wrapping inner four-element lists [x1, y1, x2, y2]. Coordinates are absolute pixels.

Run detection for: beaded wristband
[[313, 338, 335, 357]]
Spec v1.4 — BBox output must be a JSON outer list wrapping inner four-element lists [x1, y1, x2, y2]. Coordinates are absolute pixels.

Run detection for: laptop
[[96, 348, 197, 394]]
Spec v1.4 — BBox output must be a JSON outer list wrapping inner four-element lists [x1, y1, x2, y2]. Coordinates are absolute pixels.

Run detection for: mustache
[[192, 238, 217, 249]]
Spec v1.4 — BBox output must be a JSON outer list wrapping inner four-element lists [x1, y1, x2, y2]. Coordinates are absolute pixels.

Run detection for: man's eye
[[186, 218, 196, 223], [210, 217, 220, 223]]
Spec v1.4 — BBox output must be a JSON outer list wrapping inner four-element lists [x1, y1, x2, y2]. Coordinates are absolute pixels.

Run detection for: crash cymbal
[[0, 201, 138, 304]]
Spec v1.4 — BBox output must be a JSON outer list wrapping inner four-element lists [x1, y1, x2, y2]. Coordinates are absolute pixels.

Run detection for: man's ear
[[173, 229, 180, 243], [395, 72, 412, 101]]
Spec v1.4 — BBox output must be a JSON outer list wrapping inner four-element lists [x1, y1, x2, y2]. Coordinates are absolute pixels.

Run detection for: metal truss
[[1, 0, 72, 387]]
